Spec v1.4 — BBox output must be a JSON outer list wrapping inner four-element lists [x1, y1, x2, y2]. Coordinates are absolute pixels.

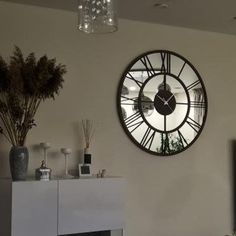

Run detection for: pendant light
[[78, 0, 118, 34], [133, 93, 154, 117]]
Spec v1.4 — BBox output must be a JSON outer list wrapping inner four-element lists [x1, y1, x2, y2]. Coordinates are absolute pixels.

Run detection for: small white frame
[[78, 164, 92, 177]]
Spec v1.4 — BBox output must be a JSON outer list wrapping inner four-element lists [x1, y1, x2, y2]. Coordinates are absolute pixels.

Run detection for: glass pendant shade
[[133, 94, 154, 117], [122, 85, 129, 95], [158, 82, 171, 92], [78, 0, 118, 34]]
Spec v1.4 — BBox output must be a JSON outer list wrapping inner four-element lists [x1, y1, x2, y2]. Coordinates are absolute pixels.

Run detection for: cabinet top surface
[[0, 176, 124, 183]]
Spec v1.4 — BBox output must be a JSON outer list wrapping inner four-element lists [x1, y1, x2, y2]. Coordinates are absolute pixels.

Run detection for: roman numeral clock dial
[[117, 50, 208, 156]]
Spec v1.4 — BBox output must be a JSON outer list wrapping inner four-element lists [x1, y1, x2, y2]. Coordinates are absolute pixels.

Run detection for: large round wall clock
[[117, 50, 208, 156]]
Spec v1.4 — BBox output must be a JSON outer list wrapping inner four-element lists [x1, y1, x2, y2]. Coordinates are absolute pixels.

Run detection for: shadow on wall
[[0, 139, 10, 178], [72, 121, 84, 164], [0, 118, 10, 177], [231, 140, 236, 232]]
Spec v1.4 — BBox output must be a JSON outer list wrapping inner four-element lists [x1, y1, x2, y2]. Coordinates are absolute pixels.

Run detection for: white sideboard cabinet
[[0, 177, 125, 236]]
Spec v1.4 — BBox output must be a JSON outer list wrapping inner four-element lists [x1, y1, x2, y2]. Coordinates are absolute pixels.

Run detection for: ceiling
[[2, 0, 236, 36]]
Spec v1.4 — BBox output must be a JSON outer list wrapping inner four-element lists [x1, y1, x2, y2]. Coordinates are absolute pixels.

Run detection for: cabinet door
[[11, 180, 58, 236], [58, 178, 125, 235]]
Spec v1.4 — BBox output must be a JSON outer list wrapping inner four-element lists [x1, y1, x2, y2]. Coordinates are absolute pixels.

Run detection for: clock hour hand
[[156, 94, 166, 103]]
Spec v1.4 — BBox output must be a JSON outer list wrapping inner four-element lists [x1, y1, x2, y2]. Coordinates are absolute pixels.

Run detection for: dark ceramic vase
[[9, 146, 29, 181]]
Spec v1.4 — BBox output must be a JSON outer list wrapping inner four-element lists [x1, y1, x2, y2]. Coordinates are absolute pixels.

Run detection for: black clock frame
[[117, 50, 208, 156]]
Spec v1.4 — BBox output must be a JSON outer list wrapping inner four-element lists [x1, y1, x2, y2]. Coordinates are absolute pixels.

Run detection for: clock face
[[117, 50, 208, 156]]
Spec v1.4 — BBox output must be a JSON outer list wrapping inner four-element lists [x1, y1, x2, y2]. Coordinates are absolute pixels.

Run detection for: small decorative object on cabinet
[[82, 119, 95, 164], [79, 164, 92, 177], [61, 148, 73, 179], [117, 50, 208, 156], [84, 149, 92, 165], [97, 169, 106, 178], [101, 169, 106, 178], [35, 160, 52, 181], [40, 142, 50, 166], [0, 47, 66, 180]]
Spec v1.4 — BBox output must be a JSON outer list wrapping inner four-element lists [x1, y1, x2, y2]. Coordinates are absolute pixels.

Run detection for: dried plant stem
[[19, 96, 40, 146], [6, 109, 17, 144], [0, 113, 16, 146], [82, 119, 95, 148], [0, 94, 40, 146], [0, 95, 17, 145]]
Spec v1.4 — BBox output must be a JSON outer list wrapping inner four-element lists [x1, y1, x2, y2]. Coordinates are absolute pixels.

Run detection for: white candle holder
[[61, 148, 73, 179], [40, 142, 51, 167]]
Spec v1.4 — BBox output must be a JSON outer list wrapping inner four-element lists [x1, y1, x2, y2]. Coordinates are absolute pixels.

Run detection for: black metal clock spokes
[[117, 50, 208, 156]]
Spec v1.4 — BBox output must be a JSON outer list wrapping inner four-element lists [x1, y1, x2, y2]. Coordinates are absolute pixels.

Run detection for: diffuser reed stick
[[82, 119, 95, 149]]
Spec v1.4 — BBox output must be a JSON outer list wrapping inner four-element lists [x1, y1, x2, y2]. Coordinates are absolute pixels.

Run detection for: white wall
[[0, 2, 236, 236]]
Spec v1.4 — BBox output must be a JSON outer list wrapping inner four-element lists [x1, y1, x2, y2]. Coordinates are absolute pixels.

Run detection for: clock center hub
[[154, 90, 176, 115]]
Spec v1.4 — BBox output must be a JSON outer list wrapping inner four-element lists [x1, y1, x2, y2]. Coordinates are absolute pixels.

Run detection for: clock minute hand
[[166, 94, 174, 103]]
